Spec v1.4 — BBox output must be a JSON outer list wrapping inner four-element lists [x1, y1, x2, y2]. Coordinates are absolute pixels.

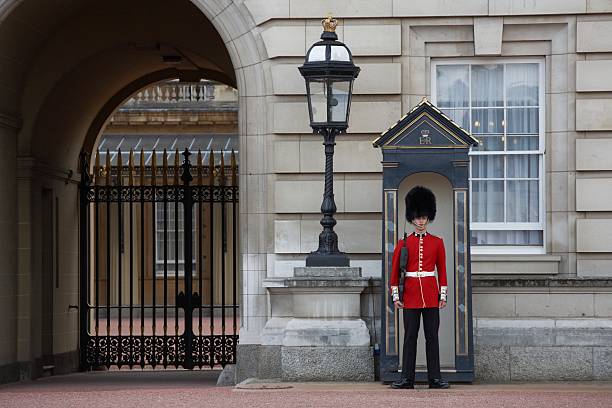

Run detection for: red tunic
[[390, 232, 448, 309]]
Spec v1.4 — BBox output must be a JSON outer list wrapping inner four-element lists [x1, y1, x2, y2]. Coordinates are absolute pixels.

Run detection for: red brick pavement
[[0, 371, 611, 408]]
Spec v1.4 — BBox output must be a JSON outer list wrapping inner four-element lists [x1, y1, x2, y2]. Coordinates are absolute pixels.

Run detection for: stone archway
[[0, 0, 268, 381]]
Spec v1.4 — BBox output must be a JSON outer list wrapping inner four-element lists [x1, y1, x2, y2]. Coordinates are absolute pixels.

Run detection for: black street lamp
[[299, 16, 360, 267]]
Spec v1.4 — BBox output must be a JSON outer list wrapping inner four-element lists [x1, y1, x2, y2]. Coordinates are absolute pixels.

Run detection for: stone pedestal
[[261, 267, 374, 381]]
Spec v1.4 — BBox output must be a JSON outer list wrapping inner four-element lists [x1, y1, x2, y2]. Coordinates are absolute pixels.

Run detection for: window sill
[[471, 254, 561, 275]]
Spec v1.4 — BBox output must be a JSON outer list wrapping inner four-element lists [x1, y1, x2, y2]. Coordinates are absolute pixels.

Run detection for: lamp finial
[[322, 15, 337, 33]]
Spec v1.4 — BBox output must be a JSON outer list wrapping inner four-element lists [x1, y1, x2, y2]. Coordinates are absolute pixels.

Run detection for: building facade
[[0, 0, 611, 383]]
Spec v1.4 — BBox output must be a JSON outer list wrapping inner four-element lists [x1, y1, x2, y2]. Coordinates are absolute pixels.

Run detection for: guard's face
[[412, 215, 429, 230]]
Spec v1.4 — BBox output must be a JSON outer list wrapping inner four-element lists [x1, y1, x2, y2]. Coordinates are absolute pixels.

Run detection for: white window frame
[[431, 57, 546, 255]]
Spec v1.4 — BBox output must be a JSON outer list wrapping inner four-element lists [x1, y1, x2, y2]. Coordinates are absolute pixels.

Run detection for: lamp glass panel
[[308, 80, 327, 124], [307, 45, 326, 62], [329, 80, 351, 123], [330, 45, 350, 62]]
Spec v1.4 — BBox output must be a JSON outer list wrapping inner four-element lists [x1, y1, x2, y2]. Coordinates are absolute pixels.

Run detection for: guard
[[389, 186, 450, 389]]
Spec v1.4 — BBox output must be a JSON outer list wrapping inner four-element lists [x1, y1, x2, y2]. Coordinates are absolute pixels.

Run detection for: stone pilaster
[[0, 114, 19, 381]]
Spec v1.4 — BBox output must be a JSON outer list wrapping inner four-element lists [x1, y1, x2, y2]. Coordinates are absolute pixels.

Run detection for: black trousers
[[401, 307, 441, 381]]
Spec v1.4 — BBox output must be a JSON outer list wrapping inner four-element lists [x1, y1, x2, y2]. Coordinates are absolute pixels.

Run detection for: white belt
[[405, 271, 435, 278]]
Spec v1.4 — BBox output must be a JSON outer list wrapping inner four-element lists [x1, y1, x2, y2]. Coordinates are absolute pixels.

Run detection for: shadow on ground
[[0, 369, 222, 392]]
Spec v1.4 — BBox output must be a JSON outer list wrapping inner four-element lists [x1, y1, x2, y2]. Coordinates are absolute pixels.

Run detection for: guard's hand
[[394, 300, 404, 308], [439, 300, 447, 309]]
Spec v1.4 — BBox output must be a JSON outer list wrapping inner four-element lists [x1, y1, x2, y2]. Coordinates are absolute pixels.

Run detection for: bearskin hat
[[405, 186, 436, 222]]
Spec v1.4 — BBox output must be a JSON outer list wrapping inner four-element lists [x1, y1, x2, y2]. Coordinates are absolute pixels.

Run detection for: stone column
[[0, 115, 18, 382]]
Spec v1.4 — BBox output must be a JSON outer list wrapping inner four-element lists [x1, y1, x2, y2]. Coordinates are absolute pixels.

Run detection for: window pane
[[156, 234, 164, 260], [471, 230, 543, 246], [472, 180, 504, 222], [442, 109, 469, 131], [436, 65, 469, 108], [471, 64, 503, 107], [507, 135, 539, 151], [506, 180, 539, 222], [168, 237, 175, 260], [507, 155, 539, 178], [472, 108, 504, 134], [472, 135, 504, 152], [472, 155, 504, 178], [507, 108, 538, 134], [506, 63, 539, 106]]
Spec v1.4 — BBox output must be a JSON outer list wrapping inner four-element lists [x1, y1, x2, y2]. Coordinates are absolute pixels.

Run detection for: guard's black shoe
[[390, 378, 414, 389], [428, 378, 450, 389]]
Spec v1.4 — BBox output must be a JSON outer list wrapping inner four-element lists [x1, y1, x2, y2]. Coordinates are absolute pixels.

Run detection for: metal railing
[[79, 148, 239, 369]]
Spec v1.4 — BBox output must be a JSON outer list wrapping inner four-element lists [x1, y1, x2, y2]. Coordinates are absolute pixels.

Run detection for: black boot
[[428, 378, 450, 389], [390, 378, 414, 389]]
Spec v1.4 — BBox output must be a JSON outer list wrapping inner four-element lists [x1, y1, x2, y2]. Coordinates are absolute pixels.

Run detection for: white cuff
[[440, 286, 447, 302], [391, 286, 399, 302]]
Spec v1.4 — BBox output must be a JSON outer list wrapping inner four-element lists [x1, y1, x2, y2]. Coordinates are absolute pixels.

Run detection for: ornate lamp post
[[299, 16, 360, 267]]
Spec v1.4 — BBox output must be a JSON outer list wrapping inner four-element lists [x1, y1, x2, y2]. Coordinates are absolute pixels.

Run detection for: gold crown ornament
[[322, 15, 338, 33]]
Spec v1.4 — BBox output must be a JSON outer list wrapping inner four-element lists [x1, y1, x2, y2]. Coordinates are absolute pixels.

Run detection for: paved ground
[[1, 371, 611, 408]]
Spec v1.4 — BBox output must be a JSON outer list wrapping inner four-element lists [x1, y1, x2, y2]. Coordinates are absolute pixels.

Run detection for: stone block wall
[[249, 0, 612, 382], [473, 278, 612, 381], [475, 318, 612, 381], [257, 1, 612, 283]]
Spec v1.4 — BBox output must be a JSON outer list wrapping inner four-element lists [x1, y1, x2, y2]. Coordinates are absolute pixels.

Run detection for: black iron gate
[[79, 148, 239, 369]]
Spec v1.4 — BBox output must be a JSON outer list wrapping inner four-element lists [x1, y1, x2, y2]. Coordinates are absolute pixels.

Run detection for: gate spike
[[151, 149, 157, 185], [139, 148, 145, 186], [129, 149, 134, 186], [105, 149, 111, 186], [174, 149, 180, 185], [209, 149, 215, 186], [116, 149, 122, 186], [231, 150, 237, 187], [95, 149, 100, 186], [163, 148, 168, 185], [219, 151, 225, 186]]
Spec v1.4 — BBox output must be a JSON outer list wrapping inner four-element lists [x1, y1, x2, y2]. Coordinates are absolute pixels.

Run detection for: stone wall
[[473, 277, 612, 381], [251, 0, 612, 380], [475, 318, 612, 381], [252, 1, 612, 382], [259, 2, 612, 284]]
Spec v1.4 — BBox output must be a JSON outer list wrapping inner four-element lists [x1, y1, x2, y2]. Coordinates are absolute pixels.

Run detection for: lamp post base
[[305, 252, 350, 267]]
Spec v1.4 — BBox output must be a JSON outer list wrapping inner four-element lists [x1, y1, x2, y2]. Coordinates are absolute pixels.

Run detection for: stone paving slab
[[0, 371, 611, 408]]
